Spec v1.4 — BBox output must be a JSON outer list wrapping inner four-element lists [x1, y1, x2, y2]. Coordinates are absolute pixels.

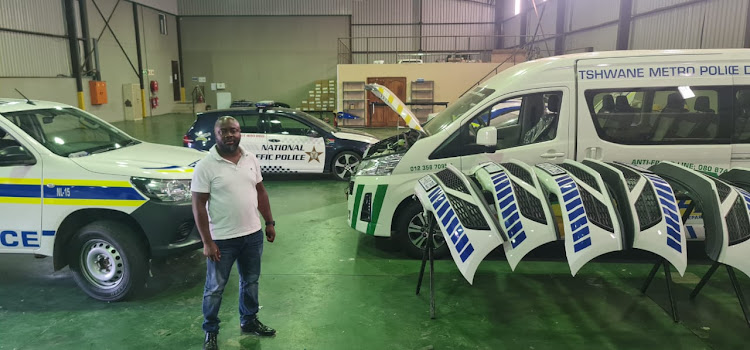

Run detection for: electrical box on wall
[[89, 80, 108, 105]]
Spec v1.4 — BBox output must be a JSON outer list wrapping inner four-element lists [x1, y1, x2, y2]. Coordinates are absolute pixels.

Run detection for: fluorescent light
[[515, 0, 521, 15], [678, 86, 695, 99], [54, 137, 64, 145]]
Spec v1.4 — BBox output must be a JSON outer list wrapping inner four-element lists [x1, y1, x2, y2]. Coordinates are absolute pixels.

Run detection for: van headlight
[[131, 177, 192, 202], [355, 154, 403, 176]]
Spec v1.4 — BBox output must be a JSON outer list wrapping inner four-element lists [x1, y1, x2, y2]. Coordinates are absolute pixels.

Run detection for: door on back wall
[[367, 77, 406, 127], [172, 61, 181, 101]]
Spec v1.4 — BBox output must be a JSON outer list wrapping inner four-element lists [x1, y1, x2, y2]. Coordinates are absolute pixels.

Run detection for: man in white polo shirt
[[191, 116, 276, 350]]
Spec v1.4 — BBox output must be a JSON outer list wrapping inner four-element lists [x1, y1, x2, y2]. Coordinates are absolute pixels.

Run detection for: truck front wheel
[[69, 221, 148, 301], [394, 201, 449, 259]]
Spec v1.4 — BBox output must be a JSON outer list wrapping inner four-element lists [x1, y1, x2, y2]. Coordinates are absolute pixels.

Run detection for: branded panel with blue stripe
[[472, 161, 557, 271], [651, 162, 750, 277], [413, 165, 503, 284], [583, 160, 687, 276], [533, 161, 624, 276]]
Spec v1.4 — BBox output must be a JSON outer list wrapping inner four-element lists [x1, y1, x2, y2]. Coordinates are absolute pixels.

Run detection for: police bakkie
[[184, 101, 379, 180], [0, 98, 205, 301]]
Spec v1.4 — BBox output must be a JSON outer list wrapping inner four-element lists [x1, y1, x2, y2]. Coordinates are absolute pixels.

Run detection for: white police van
[[348, 49, 750, 258], [0, 98, 205, 301]]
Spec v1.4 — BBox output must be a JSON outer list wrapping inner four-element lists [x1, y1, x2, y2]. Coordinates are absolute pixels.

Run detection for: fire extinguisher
[[150, 80, 159, 93], [150, 96, 159, 109]]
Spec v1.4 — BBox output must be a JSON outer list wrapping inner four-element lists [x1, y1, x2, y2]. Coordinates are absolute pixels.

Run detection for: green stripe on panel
[[351, 185, 365, 229], [366, 185, 389, 235]]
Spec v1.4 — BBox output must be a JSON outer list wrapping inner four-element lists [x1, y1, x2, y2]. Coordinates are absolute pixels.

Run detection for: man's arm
[[256, 182, 275, 242], [192, 192, 220, 261]]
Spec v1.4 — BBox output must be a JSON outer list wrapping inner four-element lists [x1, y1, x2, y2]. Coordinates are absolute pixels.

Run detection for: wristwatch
[[266, 221, 276, 226]]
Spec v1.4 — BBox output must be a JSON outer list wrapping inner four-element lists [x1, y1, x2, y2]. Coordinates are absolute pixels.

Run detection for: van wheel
[[394, 201, 448, 259], [332, 151, 361, 181], [69, 221, 148, 302]]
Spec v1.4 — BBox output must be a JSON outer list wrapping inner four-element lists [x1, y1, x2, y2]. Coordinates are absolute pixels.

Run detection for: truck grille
[[560, 163, 600, 192], [436, 169, 469, 194], [447, 193, 489, 230]]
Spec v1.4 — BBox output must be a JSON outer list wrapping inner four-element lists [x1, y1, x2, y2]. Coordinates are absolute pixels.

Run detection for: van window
[[585, 86, 732, 145], [431, 91, 562, 158], [733, 87, 750, 143], [423, 86, 495, 135]]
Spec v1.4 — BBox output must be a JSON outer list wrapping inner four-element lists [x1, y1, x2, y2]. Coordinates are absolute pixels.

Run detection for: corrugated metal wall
[[565, 23, 618, 52], [633, 0, 695, 15], [565, 0, 619, 31], [178, 0, 351, 16], [630, 2, 705, 49], [701, 0, 748, 48], [0, 0, 70, 77]]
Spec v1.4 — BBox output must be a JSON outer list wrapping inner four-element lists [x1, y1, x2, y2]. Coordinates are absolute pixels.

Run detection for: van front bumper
[[347, 172, 424, 237], [131, 200, 202, 257]]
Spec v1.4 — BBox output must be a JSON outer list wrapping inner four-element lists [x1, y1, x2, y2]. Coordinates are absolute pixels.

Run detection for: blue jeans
[[202, 230, 263, 333]]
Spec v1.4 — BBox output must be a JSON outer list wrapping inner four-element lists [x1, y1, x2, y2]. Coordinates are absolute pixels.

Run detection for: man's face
[[215, 118, 241, 153]]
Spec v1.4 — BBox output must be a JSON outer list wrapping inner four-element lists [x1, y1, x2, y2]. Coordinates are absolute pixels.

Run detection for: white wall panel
[[701, 0, 747, 48], [177, 0, 351, 16], [630, 2, 704, 49], [0, 0, 66, 35], [422, 0, 494, 23], [352, 0, 414, 24], [633, 0, 696, 15], [565, 24, 618, 53], [565, 0, 619, 31], [0, 32, 70, 77]]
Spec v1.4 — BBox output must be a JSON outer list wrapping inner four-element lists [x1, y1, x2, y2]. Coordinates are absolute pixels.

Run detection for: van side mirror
[[476, 126, 497, 152], [0, 154, 37, 167]]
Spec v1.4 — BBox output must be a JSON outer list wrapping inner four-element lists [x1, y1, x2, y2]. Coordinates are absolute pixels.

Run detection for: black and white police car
[[184, 102, 379, 180]]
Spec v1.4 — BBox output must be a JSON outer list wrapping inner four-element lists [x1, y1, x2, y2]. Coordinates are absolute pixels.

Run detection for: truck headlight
[[131, 177, 192, 202], [355, 153, 403, 176]]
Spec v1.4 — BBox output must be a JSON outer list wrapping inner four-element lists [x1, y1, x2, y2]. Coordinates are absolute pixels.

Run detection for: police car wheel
[[395, 201, 448, 259], [332, 151, 361, 181], [69, 221, 148, 302]]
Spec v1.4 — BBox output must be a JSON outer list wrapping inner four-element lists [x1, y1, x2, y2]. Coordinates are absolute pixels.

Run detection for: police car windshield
[[423, 87, 496, 135], [3, 108, 138, 157]]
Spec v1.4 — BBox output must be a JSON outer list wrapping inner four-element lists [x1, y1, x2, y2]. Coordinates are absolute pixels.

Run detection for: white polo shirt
[[191, 145, 264, 240]]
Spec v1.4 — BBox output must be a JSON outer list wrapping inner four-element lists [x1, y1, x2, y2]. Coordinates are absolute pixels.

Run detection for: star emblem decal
[[306, 146, 321, 163]]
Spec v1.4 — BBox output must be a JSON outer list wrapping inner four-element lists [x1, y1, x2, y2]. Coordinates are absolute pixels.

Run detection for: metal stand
[[690, 261, 750, 328], [640, 199, 696, 323], [641, 259, 680, 322], [416, 213, 437, 319]]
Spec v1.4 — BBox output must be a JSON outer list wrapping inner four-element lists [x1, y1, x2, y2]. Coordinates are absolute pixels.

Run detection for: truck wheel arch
[[52, 209, 148, 271]]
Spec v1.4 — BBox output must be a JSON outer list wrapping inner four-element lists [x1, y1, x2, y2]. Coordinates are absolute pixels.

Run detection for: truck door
[[0, 123, 43, 253], [575, 58, 733, 176]]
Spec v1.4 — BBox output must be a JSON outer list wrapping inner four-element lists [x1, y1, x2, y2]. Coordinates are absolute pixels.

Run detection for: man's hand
[[265, 225, 276, 243], [203, 240, 221, 261]]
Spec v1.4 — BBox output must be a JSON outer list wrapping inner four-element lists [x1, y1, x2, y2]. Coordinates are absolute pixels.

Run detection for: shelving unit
[[410, 80, 435, 123], [341, 81, 366, 126]]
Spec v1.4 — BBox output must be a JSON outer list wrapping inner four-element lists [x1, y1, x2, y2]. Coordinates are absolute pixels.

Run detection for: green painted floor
[[1, 114, 749, 349]]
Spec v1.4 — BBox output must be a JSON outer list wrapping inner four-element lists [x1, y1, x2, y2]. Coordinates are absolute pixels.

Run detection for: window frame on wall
[[584, 86, 734, 146]]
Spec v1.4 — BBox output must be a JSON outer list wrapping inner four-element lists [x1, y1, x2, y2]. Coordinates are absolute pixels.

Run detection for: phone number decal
[[409, 163, 447, 172]]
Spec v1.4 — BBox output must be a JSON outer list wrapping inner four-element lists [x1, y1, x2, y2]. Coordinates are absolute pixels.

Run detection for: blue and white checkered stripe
[[428, 187, 475, 262], [556, 175, 591, 253], [491, 172, 526, 248], [643, 174, 682, 253]]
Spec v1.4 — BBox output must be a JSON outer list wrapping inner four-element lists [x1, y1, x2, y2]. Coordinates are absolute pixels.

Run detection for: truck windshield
[[423, 86, 496, 135], [2, 108, 139, 157]]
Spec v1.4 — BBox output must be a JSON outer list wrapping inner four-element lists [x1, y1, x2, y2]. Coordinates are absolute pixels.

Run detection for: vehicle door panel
[[265, 114, 325, 173], [0, 123, 43, 253], [237, 113, 268, 167]]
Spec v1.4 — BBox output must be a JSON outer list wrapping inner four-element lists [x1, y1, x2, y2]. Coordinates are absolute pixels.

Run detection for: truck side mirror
[[476, 126, 497, 152]]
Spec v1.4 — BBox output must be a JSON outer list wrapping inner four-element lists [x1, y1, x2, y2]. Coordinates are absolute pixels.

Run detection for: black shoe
[[203, 332, 218, 350], [241, 318, 276, 336]]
